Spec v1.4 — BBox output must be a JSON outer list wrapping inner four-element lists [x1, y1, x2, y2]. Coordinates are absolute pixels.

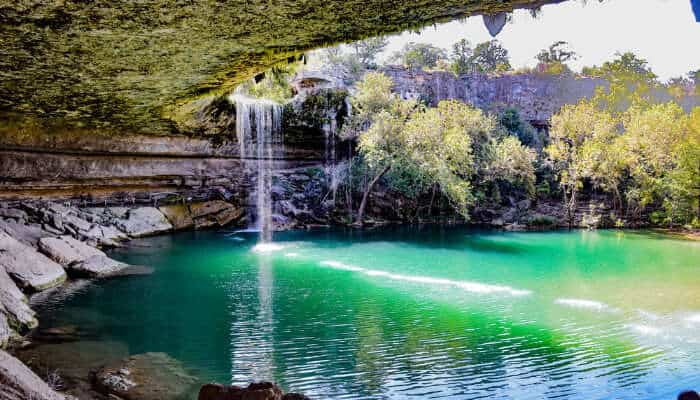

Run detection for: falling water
[[230, 93, 282, 242]]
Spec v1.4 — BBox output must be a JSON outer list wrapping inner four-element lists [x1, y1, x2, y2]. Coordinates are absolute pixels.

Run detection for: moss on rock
[[0, 0, 560, 137]]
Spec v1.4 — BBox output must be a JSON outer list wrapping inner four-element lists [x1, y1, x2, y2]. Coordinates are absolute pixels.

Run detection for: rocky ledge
[[0, 198, 246, 399]]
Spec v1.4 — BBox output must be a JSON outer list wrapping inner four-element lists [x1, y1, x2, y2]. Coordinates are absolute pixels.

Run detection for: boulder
[[0, 266, 37, 331], [115, 208, 173, 237], [38, 236, 105, 266], [0, 231, 66, 291], [62, 214, 92, 233], [69, 255, 130, 278], [0, 219, 55, 248], [82, 225, 128, 247], [198, 382, 309, 400], [0, 349, 72, 400], [160, 201, 244, 230], [158, 204, 195, 230], [92, 352, 198, 400], [0, 312, 12, 348], [0, 208, 27, 222]]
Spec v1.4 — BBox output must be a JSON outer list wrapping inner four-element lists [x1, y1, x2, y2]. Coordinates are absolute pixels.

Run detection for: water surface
[[35, 227, 700, 399]]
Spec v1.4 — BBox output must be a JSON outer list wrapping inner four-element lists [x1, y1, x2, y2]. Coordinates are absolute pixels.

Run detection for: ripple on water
[[319, 260, 532, 296]]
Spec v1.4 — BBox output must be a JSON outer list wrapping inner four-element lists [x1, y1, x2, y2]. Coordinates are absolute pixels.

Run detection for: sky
[[374, 0, 700, 81]]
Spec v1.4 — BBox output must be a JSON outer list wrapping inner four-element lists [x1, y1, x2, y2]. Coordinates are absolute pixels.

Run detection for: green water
[[34, 227, 700, 399]]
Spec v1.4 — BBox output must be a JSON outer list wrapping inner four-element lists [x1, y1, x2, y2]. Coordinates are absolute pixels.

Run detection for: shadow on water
[[268, 224, 533, 255]]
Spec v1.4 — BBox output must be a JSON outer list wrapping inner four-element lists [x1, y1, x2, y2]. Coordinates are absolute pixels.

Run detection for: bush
[[527, 214, 557, 227]]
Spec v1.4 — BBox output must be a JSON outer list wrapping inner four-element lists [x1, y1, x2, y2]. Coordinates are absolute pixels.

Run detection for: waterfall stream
[[230, 94, 282, 242]]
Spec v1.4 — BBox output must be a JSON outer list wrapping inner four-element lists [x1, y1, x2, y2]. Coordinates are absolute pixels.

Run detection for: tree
[[535, 41, 577, 74], [622, 102, 691, 226], [350, 37, 389, 68], [489, 136, 537, 195], [583, 52, 659, 113], [536, 41, 577, 64], [390, 42, 447, 70], [450, 39, 474, 74], [469, 40, 511, 73], [546, 101, 620, 227], [498, 107, 537, 147], [347, 73, 497, 225]]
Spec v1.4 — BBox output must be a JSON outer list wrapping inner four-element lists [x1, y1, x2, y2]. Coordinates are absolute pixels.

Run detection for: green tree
[[535, 41, 577, 74], [546, 101, 620, 227], [622, 102, 691, 226], [536, 41, 577, 64], [350, 37, 389, 68], [450, 39, 474, 74], [469, 40, 511, 73], [489, 136, 537, 195], [498, 108, 537, 147], [347, 73, 497, 224], [583, 52, 659, 113], [391, 42, 447, 70]]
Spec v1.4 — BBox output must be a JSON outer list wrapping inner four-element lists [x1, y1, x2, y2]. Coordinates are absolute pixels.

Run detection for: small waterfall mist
[[230, 93, 282, 243]]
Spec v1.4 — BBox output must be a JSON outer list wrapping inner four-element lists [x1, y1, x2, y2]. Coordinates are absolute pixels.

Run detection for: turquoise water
[[35, 227, 700, 399]]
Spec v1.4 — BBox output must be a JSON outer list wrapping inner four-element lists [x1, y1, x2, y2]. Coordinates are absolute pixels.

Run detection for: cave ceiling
[[0, 0, 564, 137]]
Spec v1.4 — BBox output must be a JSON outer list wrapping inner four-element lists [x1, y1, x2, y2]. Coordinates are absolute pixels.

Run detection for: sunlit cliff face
[[0, 0, 563, 137]]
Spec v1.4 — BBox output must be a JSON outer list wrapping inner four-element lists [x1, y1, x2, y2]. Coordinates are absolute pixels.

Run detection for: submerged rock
[[69, 255, 131, 278], [0, 231, 67, 291], [115, 207, 173, 238], [0, 349, 72, 400], [198, 382, 309, 400], [92, 352, 198, 400], [37, 236, 131, 278]]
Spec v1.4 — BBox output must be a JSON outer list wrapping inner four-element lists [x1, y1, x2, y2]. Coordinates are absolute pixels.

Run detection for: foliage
[[536, 41, 577, 64], [450, 39, 474, 75], [489, 136, 537, 195], [546, 101, 621, 225], [240, 64, 298, 102], [535, 41, 576, 75], [390, 42, 447, 70], [468, 40, 511, 73], [583, 52, 659, 113], [350, 37, 389, 68], [347, 73, 506, 220], [498, 107, 537, 147]]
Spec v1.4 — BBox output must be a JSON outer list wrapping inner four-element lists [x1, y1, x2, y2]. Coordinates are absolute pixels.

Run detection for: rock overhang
[[0, 0, 566, 138]]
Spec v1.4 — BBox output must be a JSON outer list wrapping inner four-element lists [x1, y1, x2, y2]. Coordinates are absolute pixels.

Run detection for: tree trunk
[[356, 165, 391, 226]]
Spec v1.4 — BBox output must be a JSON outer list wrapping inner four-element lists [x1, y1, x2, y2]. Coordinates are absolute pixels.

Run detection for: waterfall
[[230, 94, 282, 242]]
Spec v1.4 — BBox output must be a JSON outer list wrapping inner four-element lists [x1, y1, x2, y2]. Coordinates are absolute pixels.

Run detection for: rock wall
[[383, 67, 698, 126]]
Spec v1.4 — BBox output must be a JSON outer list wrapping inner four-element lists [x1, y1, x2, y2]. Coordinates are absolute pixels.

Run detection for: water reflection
[[230, 254, 275, 384]]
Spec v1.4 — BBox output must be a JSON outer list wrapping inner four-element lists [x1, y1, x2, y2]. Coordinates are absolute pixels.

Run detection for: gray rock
[[0, 219, 54, 248], [483, 12, 508, 37], [0, 349, 72, 400], [92, 352, 197, 400], [0, 266, 37, 331], [0, 209, 27, 221], [38, 236, 105, 266], [115, 208, 172, 237], [0, 312, 11, 348], [62, 214, 92, 233], [0, 231, 67, 291], [82, 225, 128, 247], [107, 207, 130, 219], [69, 255, 129, 278]]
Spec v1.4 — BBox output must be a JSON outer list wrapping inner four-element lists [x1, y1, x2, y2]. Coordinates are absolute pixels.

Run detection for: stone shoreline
[[0, 199, 247, 400]]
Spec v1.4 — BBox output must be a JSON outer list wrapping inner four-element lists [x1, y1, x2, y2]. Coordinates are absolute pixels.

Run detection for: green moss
[[0, 0, 556, 136]]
